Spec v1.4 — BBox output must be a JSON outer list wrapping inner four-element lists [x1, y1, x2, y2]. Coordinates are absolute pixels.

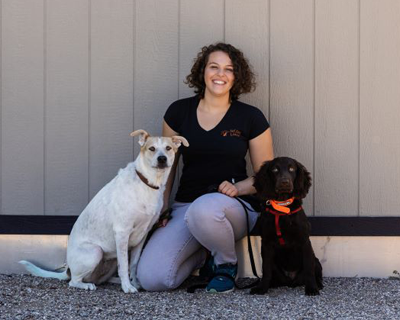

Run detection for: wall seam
[[132, 0, 136, 157], [312, 0, 316, 217], [268, 0, 271, 123], [357, 0, 361, 217], [178, 0, 181, 99], [88, 0, 92, 202], [0, 0, 3, 215], [223, 0, 226, 42], [43, 0, 47, 215]]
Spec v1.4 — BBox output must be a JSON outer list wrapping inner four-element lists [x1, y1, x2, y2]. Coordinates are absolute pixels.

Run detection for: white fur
[[20, 131, 188, 293]]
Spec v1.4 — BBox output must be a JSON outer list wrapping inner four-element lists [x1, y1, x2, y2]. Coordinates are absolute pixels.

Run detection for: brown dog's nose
[[279, 179, 291, 187]]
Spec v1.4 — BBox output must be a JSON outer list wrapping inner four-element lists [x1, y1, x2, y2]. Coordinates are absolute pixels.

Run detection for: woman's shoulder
[[164, 95, 198, 132]]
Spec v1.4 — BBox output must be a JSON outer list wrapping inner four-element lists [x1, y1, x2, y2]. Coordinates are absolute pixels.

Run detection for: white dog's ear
[[130, 129, 150, 146], [171, 136, 189, 148]]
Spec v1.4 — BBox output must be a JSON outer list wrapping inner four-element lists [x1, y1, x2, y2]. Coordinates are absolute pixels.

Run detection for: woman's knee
[[185, 194, 226, 228], [136, 258, 177, 291]]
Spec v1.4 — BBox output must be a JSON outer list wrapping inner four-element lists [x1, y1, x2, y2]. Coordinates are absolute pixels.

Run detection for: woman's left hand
[[218, 181, 239, 197]]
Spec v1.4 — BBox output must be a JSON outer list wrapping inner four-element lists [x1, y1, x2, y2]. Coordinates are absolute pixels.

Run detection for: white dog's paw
[[121, 282, 138, 294], [69, 281, 96, 291]]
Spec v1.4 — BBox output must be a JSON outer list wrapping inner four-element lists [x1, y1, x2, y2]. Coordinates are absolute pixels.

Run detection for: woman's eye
[[166, 146, 172, 151], [226, 69, 234, 73], [149, 147, 155, 152]]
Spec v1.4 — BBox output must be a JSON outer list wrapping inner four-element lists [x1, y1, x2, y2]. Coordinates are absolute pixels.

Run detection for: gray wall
[[1, 0, 399, 217]]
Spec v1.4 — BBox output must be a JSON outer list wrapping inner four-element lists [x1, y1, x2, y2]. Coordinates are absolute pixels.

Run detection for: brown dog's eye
[[149, 147, 156, 152], [166, 146, 172, 151]]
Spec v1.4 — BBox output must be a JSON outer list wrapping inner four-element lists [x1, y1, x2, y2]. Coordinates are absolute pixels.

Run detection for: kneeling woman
[[137, 42, 274, 293]]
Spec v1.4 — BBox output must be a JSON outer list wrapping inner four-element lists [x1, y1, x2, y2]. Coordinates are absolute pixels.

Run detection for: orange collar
[[267, 198, 295, 214]]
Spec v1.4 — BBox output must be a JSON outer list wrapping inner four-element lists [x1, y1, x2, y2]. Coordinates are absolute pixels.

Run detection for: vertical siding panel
[[134, 0, 179, 157], [90, 0, 134, 199], [46, 0, 89, 215], [225, 0, 269, 177], [179, 0, 224, 99], [225, 0, 269, 116], [270, 0, 314, 213], [360, 0, 400, 216], [1, 0, 44, 215], [314, 0, 359, 216]]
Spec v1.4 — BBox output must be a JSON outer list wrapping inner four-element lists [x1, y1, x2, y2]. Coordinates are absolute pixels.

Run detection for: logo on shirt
[[221, 129, 242, 137]]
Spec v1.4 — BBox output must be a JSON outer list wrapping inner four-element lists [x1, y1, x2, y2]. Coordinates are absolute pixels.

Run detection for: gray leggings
[[136, 193, 259, 291]]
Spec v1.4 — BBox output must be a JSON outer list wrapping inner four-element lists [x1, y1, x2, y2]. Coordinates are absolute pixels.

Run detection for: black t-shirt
[[164, 95, 270, 203]]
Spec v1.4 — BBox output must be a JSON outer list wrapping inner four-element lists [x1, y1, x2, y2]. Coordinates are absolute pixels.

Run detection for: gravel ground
[[1, 274, 400, 320]]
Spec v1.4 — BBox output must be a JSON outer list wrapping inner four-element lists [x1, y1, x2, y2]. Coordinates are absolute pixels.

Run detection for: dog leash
[[233, 197, 261, 289]]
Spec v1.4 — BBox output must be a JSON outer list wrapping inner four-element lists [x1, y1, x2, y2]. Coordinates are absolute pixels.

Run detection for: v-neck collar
[[194, 96, 235, 133]]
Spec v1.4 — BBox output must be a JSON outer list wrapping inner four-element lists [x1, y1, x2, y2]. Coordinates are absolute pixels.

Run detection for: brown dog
[[250, 157, 323, 296]]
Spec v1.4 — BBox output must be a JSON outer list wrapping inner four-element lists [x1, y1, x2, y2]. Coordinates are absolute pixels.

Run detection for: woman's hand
[[218, 181, 239, 197]]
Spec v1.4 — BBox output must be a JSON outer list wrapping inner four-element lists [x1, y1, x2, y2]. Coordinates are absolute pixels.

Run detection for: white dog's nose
[[157, 156, 167, 167]]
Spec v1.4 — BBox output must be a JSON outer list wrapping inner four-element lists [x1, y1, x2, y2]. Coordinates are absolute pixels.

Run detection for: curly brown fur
[[185, 42, 256, 101]]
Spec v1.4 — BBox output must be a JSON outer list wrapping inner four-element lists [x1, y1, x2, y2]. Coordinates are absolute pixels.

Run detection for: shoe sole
[[206, 287, 235, 294]]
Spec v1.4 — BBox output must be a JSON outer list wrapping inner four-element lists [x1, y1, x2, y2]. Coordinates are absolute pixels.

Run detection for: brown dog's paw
[[305, 285, 320, 296], [250, 285, 269, 295]]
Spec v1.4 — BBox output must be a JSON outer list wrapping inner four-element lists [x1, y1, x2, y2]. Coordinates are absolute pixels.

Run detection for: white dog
[[20, 130, 188, 293]]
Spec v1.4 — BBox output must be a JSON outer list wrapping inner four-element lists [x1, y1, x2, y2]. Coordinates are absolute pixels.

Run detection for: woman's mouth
[[212, 80, 226, 85]]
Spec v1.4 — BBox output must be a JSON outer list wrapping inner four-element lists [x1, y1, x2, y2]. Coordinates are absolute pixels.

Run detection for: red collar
[[265, 198, 302, 245]]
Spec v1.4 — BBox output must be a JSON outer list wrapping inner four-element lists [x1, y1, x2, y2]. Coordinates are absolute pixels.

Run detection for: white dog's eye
[[149, 146, 156, 152], [166, 146, 172, 151]]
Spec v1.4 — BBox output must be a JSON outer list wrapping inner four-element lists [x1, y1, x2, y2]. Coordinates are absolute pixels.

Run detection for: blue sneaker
[[206, 263, 237, 293]]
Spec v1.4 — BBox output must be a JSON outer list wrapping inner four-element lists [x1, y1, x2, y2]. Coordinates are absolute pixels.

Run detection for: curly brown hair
[[185, 43, 256, 101]]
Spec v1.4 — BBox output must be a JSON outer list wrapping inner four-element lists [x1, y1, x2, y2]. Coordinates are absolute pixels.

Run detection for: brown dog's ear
[[293, 160, 312, 199], [130, 129, 150, 147], [253, 160, 276, 200], [171, 135, 189, 148]]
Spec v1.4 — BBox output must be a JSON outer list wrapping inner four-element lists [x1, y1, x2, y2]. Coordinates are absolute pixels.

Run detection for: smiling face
[[203, 51, 235, 99]]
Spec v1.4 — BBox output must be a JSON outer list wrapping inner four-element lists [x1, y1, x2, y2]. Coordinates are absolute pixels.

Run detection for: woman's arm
[[161, 120, 181, 212], [218, 128, 274, 197]]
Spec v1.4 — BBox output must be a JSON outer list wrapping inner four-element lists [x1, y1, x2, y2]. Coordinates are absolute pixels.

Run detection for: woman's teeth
[[213, 80, 225, 85]]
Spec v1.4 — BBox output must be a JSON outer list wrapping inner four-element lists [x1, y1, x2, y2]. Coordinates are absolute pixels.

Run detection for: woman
[[137, 42, 274, 293]]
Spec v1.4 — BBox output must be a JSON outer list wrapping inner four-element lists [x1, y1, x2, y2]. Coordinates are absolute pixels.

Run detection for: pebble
[[0, 275, 400, 319]]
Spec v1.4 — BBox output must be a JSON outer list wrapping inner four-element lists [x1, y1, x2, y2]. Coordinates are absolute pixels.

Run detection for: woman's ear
[[293, 160, 312, 199], [253, 160, 276, 200]]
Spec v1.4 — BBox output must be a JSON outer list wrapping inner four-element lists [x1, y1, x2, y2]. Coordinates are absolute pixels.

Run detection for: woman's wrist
[[234, 177, 256, 196]]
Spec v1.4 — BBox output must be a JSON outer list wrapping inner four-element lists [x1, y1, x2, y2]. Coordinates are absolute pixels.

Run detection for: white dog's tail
[[19, 260, 70, 281]]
